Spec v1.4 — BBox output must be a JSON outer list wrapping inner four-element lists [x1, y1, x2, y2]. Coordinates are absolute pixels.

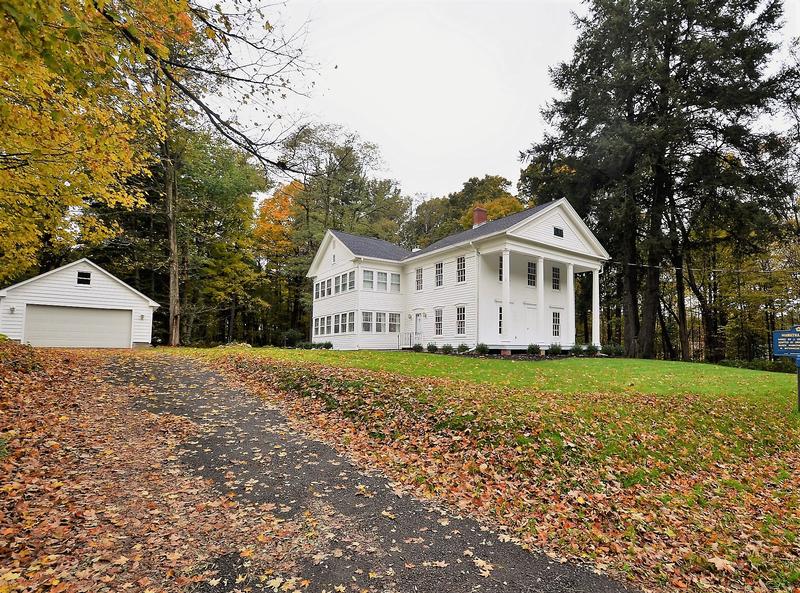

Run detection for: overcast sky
[[274, 0, 800, 200]]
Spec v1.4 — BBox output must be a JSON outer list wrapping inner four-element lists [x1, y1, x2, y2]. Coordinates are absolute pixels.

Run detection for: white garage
[[0, 259, 159, 348]]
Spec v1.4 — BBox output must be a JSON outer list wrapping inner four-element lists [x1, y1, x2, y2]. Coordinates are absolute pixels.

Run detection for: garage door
[[24, 305, 132, 348]]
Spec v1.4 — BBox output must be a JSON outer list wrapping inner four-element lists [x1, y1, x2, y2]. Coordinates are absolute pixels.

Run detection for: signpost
[[773, 325, 800, 413]]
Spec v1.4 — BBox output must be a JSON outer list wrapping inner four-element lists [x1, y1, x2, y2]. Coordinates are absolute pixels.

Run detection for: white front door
[[415, 313, 423, 339], [525, 304, 537, 344]]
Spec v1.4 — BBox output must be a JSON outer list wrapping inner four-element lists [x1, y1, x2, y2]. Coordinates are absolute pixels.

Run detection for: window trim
[[363, 269, 374, 290], [76, 271, 91, 286], [390, 273, 401, 293], [552, 266, 560, 291], [415, 267, 423, 291], [498, 255, 503, 282], [456, 305, 466, 336], [553, 226, 564, 238], [388, 312, 400, 333], [527, 261, 536, 288], [434, 262, 443, 288], [434, 307, 443, 336], [553, 311, 561, 337], [377, 271, 388, 292], [362, 311, 373, 333]]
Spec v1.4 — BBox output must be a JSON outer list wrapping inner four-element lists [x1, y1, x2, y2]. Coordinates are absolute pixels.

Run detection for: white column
[[566, 263, 575, 346], [537, 256, 545, 344], [501, 248, 511, 340], [592, 267, 601, 347]]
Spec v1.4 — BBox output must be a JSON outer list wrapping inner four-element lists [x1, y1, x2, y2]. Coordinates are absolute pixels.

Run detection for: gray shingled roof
[[404, 201, 553, 259], [330, 201, 555, 262], [330, 229, 412, 261]]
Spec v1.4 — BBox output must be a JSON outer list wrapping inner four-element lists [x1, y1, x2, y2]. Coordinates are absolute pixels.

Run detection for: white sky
[[274, 0, 800, 199]]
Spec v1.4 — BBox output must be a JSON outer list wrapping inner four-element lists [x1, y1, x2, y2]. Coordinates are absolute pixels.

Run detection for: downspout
[[471, 241, 480, 347], [356, 257, 363, 350]]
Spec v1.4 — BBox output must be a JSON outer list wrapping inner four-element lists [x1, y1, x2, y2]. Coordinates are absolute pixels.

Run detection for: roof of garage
[[0, 258, 160, 307]]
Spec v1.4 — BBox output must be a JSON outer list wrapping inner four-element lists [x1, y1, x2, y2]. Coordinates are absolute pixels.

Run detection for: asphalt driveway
[[105, 354, 634, 593]]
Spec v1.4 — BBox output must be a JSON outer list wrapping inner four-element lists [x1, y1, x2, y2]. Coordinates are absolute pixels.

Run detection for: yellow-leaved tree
[[0, 1, 197, 282]]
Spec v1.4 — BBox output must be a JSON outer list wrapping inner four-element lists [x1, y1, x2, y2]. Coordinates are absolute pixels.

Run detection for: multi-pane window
[[326, 279, 332, 296], [415, 268, 423, 291], [553, 311, 561, 337], [363, 270, 374, 289], [434, 308, 443, 336], [348, 312, 355, 333], [348, 271, 355, 290], [377, 272, 388, 291], [552, 266, 560, 290], [334, 314, 340, 334], [362, 311, 373, 332], [390, 273, 400, 293], [334, 276, 341, 294], [325, 316, 332, 334], [435, 262, 443, 287], [456, 306, 466, 335], [553, 226, 564, 238], [456, 256, 466, 283], [375, 312, 386, 333], [498, 306, 503, 334], [314, 283, 319, 299], [498, 255, 503, 282], [314, 318, 319, 335], [388, 313, 400, 333], [77, 271, 91, 285], [527, 262, 536, 287]]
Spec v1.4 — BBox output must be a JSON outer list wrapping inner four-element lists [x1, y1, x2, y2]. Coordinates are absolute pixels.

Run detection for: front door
[[525, 304, 537, 344], [415, 313, 423, 341]]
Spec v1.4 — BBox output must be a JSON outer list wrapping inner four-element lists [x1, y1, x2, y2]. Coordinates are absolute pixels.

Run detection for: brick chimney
[[472, 206, 487, 228]]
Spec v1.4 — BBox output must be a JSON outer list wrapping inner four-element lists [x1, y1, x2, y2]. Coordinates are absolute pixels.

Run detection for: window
[[362, 311, 373, 332], [435, 262, 443, 287], [415, 268, 423, 291], [332, 253, 336, 264], [498, 255, 503, 282], [553, 311, 561, 337], [390, 273, 400, 293], [334, 276, 341, 294], [77, 271, 91, 286], [314, 283, 319, 299], [348, 312, 355, 333], [334, 314, 341, 334], [527, 262, 536, 287], [498, 306, 503, 334], [456, 256, 466, 283], [456, 306, 466, 335], [377, 272, 388, 291], [325, 316, 332, 335], [363, 270, 374, 290], [388, 313, 400, 333], [434, 308, 443, 336], [348, 271, 355, 290], [552, 266, 560, 290], [314, 318, 319, 336], [553, 226, 564, 238], [326, 279, 332, 296], [376, 312, 386, 333]]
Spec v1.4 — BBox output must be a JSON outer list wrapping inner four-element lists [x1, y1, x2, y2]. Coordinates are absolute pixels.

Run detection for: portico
[[476, 241, 601, 349]]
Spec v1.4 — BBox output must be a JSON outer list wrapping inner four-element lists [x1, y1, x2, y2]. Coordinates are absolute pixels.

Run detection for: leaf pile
[[0, 345, 307, 592], [219, 354, 800, 593]]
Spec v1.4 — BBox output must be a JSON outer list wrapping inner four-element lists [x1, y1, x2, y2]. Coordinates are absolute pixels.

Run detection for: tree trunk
[[621, 189, 640, 357], [163, 139, 180, 346], [673, 253, 691, 361]]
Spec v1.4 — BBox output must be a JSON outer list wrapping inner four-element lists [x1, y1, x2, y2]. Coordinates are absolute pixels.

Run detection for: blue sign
[[773, 325, 800, 368]]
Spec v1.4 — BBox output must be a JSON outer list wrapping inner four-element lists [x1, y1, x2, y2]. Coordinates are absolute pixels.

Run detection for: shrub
[[322, 341, 333, 350], [546, 343, 563, 356], [601, 343, 624, 357], [427, 343, 439, 353], [412, 343, 424, 352], [527, 343, 541, 356], [441, 344, 454, 354], [457, 343, 470, 353], [296, 341, 313, 350], [475, 343, 489, 355], [584, 344, 599, 356], [718, 358, 796, 374], [570, 344, 584, 356], [311, 342, 326, 349]]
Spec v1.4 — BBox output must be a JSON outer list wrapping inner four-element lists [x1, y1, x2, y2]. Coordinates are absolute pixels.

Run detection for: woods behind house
[[1, 0, 798, 361]]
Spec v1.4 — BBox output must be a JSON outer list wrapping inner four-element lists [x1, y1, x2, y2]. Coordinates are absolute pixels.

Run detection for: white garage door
[[24, 305, 132, 348]]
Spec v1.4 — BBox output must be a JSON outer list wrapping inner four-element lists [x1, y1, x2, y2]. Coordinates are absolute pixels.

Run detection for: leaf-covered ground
[[0, 344, 318, 592], [194, 349, 800, 593]]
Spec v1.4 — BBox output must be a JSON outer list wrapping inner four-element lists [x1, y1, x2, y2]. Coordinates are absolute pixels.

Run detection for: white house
[[0, 258, 159, 348], [307, 198, 610, 351]]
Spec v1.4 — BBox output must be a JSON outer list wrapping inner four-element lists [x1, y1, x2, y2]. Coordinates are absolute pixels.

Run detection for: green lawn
[[202, 347, 796, 403]]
